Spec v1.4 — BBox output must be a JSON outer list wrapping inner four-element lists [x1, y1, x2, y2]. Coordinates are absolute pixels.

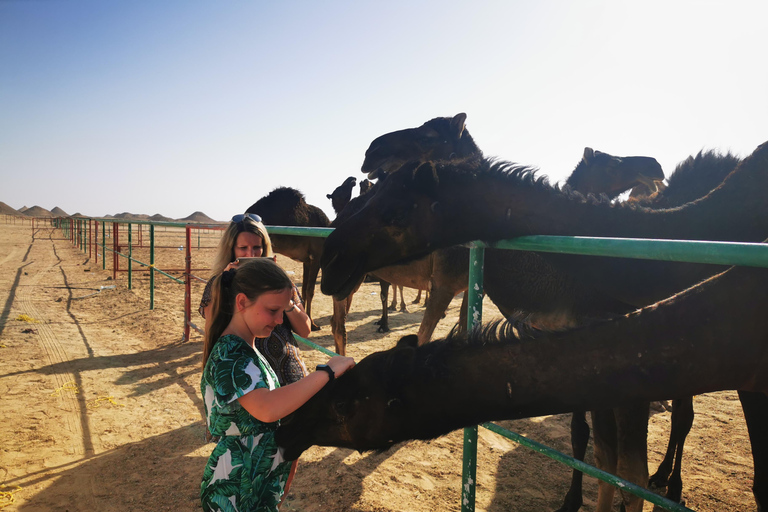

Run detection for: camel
[[277, 263, 768, 512], [245, 187, 330, 331], [320, 138, 768, 510], [326, 176, 357, 215]]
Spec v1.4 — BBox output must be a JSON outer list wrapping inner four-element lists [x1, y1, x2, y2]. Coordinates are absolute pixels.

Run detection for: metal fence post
[[461, 244, 485, 512]]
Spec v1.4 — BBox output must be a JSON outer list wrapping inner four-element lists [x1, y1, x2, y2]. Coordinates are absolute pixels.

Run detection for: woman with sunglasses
[[200, 213, 311, 346]]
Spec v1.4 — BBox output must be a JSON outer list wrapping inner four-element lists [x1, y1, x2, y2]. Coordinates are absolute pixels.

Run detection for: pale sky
[[2, 1, 767, 222]]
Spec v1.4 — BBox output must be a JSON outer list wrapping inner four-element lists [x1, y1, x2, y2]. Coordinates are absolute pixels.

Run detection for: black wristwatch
[[315, 364, 335, 382]]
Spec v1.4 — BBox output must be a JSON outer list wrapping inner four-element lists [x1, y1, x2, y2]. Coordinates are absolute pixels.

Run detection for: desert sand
[[0, 219, 757, 511]]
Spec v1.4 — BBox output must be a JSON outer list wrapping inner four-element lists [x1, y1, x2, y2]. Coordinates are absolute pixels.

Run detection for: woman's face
[[241, 289, 292, 337], [233, 232, 264, 259]]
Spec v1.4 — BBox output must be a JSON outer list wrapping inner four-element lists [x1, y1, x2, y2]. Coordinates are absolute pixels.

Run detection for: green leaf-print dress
[[200, 334, 293, 512]]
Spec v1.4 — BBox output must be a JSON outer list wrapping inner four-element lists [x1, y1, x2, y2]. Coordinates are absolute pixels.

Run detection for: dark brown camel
[[356, 113, 669, 511], [277, 263, 768, 512], [320, 139, 768, 510], [326, 176, 357, 215], [245, 187, 330, 331]]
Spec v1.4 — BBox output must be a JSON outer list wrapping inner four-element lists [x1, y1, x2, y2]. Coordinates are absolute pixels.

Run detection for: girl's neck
[[222, 315, 254, 347]]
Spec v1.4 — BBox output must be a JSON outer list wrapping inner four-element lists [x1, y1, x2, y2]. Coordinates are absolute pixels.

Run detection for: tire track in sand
[[16, 228, 93, 458]]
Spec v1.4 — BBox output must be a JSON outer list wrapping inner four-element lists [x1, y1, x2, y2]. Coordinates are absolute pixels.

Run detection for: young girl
[[200, 258, 355, 512]]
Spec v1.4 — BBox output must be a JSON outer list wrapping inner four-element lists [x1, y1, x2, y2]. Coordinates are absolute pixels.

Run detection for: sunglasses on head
[[231, 213, 262, 224]]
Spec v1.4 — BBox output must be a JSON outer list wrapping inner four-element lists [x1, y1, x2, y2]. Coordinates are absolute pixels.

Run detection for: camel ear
[[583, 147, 594, 161], [412, 162, 439, 192], [450, 113, 467, 139], [326, 194, 332, 199], [395, 334, 419, 349]]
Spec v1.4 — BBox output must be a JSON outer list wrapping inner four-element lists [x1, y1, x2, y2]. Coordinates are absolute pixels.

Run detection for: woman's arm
[[284, 284, 312, 338], [237, 355, 354, 423], [284, 300, 312, 338]]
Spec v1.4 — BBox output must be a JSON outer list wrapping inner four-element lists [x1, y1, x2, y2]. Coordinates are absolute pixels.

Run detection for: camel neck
[[401, 266, 768, 431]]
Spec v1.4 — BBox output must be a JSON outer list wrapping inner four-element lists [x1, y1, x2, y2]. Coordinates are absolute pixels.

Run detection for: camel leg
[[398, 286, 408, 312], [302, 260, 321, 331], [389, 285, 398, 311], [412, 289, 423, 305], [555, 411, 590, 512], [330, 297, 347, 356], [416, 286, 456, 344], [376, 281, 391, 333], [738, 390, 768, 511], [649, 396, 694, 504], [591, 409, 618, 512], [614, 402, 650, 512]]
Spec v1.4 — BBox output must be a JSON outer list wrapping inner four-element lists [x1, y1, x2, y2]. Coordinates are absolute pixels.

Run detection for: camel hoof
[[388, 305, 397, 312], [377, 325, 390, 333], [310, 322, 321, 332], [399, 306, 409, 313], [554, 493, 583, 512], [648, 474, 669, 491]]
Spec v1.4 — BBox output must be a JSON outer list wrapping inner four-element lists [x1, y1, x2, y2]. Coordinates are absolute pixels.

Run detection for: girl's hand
[[224, 261, 238, 271], [326, 356, 356, 378]]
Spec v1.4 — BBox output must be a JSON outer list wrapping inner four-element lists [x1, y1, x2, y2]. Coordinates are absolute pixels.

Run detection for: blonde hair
[[202, 258, 292, 370], [210, 216, 273, 277]]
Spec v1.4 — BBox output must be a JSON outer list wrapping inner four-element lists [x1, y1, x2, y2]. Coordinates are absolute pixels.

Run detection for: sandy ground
[[0, 220, 757, 511]]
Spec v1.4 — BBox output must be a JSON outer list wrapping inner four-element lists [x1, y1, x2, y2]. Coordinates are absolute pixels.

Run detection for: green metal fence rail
[[52, 217, 768, 511]]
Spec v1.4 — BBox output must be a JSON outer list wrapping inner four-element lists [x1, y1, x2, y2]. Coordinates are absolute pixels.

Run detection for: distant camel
[[358, 178, 374, 195], [320, 137, 768, 511], [245, 187, 330, 331], [326, 176, 357, 215], [277, 262, 768, 512]]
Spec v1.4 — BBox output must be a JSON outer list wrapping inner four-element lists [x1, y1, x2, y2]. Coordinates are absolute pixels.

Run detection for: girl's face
[[233, 232, 264, 259], [240, 289, 292, 337]]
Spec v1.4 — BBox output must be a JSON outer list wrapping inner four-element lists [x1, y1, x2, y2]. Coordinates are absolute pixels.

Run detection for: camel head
[[321, 161, 461, 299], [566, 148, 665, 199], [361, 113, 482, 180], [277, 335, 423, 460]]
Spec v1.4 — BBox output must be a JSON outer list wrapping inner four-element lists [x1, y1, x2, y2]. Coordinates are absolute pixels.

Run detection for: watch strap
[[315, 364, 335, 382]]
